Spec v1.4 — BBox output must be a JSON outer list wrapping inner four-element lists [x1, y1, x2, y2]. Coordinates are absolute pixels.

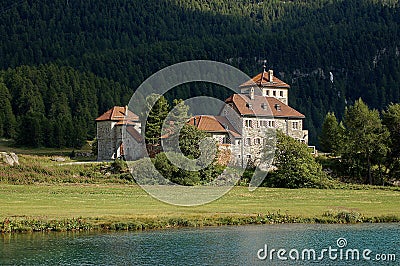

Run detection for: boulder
[[0, 152, 18, 166], [51, 156, 66, 162], [9, 152, 19, 166]]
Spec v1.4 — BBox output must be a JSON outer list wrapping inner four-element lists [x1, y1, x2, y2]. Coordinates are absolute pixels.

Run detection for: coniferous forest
[[0, 0, 399, 147]]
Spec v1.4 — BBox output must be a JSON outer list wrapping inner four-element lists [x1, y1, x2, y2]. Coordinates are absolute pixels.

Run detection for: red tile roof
[[240, 71, 290, 89], [225, 94, 305, 118], [96, 106, 139, 122], [188, 115, 241, 138], [126, 126, 143, 143]]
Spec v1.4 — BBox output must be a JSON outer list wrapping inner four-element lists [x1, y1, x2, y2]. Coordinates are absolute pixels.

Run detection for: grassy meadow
[[1, 183, 400, 219], [1, 147, 400, 232], [1, 183, 400, 232]]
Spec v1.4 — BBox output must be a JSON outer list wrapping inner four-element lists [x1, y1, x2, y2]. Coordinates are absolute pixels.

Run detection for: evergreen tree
[[1, 0, 400, 149], [0, 81, 16, 138], [47, 93, 72, 147], [167, 99, 191, 132], [343, 98, 389, 185], [17, 111, 47, 147], [382, 103, 400, 179], [144, 94, 170, 145], [0, 64, 129, 148], [319, 112, 344, 155]]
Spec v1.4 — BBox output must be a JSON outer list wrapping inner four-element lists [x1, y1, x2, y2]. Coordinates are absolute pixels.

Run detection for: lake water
[[1, 223, 399, 265]]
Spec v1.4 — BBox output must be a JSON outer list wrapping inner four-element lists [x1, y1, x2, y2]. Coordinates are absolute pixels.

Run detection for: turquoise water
[[1, 223, 399, 265]]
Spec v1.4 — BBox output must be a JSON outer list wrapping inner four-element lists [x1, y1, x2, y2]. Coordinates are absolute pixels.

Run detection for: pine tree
[[0, 81, 16, 138], [163, 99, 191, 138], [319, 112, 344, 155], [144, 94, 170, 145], [17, 111, 47, 147], [382, 103, 400, 179]]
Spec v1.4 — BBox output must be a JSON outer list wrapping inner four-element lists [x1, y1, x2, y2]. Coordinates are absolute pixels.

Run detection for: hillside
[[0, 0, 399, 146]]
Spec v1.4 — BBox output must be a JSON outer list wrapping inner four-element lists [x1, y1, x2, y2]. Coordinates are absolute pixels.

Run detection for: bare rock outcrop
[[0, 152, 19, 166]]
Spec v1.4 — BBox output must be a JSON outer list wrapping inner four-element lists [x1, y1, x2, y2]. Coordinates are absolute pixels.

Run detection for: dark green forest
[[0, 0, 399, 147]]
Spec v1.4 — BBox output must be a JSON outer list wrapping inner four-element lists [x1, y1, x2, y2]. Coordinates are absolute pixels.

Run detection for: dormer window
[[246, 103, 253, 109], [261, 103, 267, 109], [275, 104, 281, 111]]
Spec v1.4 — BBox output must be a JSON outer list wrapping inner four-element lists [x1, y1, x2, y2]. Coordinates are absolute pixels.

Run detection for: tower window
[[268, 120, 275, 128], [246, 138, 251, 146]]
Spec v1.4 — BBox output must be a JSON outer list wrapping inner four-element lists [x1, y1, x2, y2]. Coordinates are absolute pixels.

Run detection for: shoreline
[[2, 212, 400, 234]]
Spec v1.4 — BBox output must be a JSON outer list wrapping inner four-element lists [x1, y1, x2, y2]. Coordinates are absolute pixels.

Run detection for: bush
[[111, 158, 127, 174], [153, 152, 201, 186], [265, 131, 330, 188], [129, 158, 167, 185]]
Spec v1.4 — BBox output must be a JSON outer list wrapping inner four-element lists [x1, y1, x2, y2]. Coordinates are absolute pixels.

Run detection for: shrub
[[111, 158, 127, 174], [153, 152, 201, 186], [264, 131, 330, 188]]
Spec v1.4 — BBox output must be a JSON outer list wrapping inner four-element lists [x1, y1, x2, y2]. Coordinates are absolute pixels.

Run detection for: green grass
[[1, 152, 400, 232], [0, 138, 93, 157], [0, 184, 399, 232], [0, 154, 129, 184]]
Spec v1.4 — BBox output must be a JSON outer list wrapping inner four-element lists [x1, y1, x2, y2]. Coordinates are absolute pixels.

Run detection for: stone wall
[[97, 121, 119, 160], [217, 144, 232, 166], [124, 135, 145, 161]]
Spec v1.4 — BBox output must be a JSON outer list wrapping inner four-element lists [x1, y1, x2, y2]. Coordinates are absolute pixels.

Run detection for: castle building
[[96, 68, 308, 167], [189, 68, 308, 168]]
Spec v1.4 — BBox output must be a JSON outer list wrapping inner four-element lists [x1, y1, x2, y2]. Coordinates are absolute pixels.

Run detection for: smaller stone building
[[95, 106, 144, 161]]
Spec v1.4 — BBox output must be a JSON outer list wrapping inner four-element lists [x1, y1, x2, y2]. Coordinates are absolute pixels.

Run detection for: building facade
[[190, 68, 308, 168], [96, 68, 308, 167], [95, 106, 144, 161]]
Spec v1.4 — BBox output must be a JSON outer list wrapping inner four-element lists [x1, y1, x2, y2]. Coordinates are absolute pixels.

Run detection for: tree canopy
[[0, 0, 400, 146], [343, 98, 389, 184], [319, 112, 344, 155], [382, 103, 400, 179]]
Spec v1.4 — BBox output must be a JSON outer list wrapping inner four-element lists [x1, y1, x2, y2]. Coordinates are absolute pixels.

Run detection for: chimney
[[124, 105, 128, 125], [250, 87, 255, 100], [260, 60, 267, 86], [269, 70, 274, 83]]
